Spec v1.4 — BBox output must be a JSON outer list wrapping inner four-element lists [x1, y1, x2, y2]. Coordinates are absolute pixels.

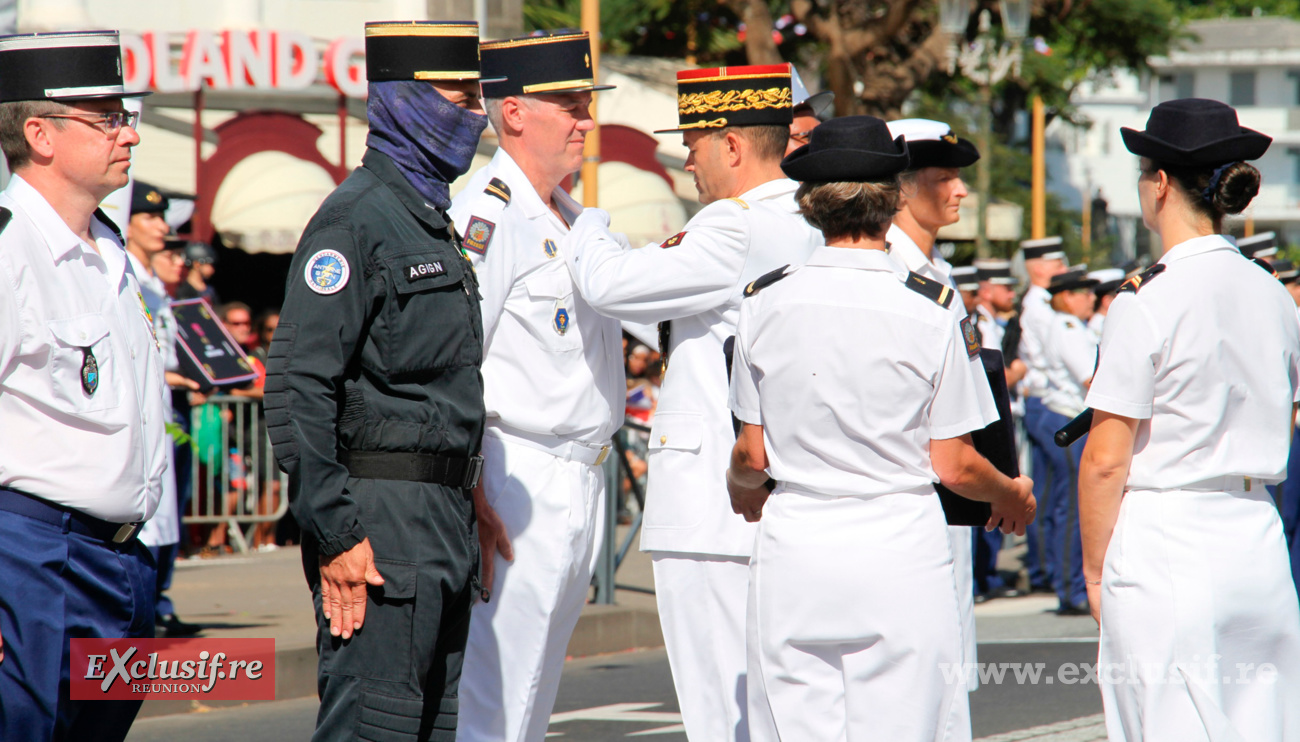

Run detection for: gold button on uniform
[[660, 435, 667, 445]]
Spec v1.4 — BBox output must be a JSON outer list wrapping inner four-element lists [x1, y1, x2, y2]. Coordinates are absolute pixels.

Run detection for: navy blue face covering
[[366, 80, 488, 210]]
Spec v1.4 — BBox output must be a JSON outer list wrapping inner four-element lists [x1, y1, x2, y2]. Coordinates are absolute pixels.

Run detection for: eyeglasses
[[38, 110, 140, 135], [789, 129, 814, 145]]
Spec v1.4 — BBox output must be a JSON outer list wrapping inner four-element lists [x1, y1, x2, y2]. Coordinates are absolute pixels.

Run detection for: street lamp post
[[939, 0, 1030, 258]]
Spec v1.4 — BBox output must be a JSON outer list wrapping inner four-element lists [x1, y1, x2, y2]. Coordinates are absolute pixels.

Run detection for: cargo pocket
[[358, 689, 424, 742], [333, 558, 416, 683], [378, 250, 478, 379]]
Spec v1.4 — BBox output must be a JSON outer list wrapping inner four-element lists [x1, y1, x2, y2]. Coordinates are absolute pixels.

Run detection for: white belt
[[485, 423, 611, 466], [1134, 475, 1273, 493]]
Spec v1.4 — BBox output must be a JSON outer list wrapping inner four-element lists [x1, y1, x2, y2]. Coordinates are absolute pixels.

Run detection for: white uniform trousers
[[651, 551, 751, 742], [748, 488, 971, 742], [1100, 488, 1300, 742], [948, 525, 978, 691], [457, 434, 606, 742]]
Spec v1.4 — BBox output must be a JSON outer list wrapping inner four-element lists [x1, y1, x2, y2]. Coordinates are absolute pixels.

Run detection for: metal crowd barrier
[[181, 395, 289, 555], [591, 420, 653, 604]]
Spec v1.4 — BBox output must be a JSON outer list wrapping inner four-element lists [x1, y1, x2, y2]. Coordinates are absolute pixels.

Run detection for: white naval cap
[[1236, 231, 1278, 259], [886, 118, 979, 170], [951, 265, 979, 291], [1019, 236, 1066, 261]]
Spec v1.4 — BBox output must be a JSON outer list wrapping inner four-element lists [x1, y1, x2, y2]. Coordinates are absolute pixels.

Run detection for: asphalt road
[[126, 639, 1103, 741]]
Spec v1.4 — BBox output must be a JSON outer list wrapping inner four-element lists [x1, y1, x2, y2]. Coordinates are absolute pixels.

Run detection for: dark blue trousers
[[0, 510, 156, 742], [147, 544, 178, 618], [972, 526, 1005, 595], [1022, 397, 1058, 590], [1270, 425, 1300, 601], [1038, 409, 1088, 609]]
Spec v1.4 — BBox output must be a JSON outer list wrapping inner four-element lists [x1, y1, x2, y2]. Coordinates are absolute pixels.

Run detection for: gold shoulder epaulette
[[724, 197, 749, 210], [1118, 264, 1166, 294], [744, 264, 791, 297]]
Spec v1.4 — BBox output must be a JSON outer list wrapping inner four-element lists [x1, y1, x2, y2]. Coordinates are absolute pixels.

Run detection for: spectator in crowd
[[126, 184, 203, 636], [177, 241, 220, 305]]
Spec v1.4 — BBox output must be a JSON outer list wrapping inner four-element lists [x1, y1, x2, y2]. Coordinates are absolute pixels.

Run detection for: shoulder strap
[[91, 207, 123, 244], [1117, 263, 1166, 294], [724, 197, 750, 210], [1251, 256, 1279, 279], [484, 177, 511, 206], [904, 271, 954, 308], [744, 264, 791, 297], [0, 206, 11, 236]]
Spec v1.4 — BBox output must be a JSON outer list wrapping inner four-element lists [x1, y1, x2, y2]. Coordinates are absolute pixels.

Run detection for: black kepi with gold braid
[[479, 31, 614, 98], [365, 21, 491, 82], [655, 64, 793, 134]]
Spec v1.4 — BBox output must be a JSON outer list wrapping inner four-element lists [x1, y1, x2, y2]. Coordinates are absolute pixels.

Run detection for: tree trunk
[[728, 0, 783, 65]]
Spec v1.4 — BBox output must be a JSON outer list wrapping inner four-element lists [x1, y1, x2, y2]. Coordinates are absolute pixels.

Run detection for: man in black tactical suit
[[264, 21, 494, 741]]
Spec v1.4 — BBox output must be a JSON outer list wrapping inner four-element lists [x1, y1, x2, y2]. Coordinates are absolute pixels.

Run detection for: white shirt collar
[[885, 223, 949, 282], [1160, 234, 1237, 265], [803, 245, 906, 275], [6, 174, 86, 262], [739, 178, 798, 203], [488, 146, 581, 225]]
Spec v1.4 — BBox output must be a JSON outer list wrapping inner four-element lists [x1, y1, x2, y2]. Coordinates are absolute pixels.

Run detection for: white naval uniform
[[1042, 311, 1095, 420], [127, 252, 179, 550], [1087, 311, 1105, 341], [449, 148, 624, 742], [974, 303, 1004, 352], [565, 178, 821, 742], [731, 246, 993, 742], [1086, 235, 1300, 742], [886, 224, 997, 689], [0, 174, 167, 522]]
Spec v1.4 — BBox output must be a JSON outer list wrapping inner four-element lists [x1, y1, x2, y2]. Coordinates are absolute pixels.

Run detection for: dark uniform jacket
[[265, 149, 485, 557]]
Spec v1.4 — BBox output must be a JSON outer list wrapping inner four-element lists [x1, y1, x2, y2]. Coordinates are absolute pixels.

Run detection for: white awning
[[210, 150, 338, 254]]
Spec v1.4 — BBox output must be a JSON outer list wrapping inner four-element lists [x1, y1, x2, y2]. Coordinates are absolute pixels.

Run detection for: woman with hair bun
[[1079, 98, 1300, 740]]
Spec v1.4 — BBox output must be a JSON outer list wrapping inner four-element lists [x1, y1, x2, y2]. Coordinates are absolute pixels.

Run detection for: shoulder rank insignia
[[1251, 256, 1279, 278], [744, 264, 791, 297], [660, 231, 686, 249], [1117, 263, 1166, 294], [485, 178, 511, 206], [960, 315, 981, 359], [92, 207, 123, 244], [462, 216, 496, 255], [0, 207, 11, 235], [724, 197, 750, 210], [904, 272, 954, 308]]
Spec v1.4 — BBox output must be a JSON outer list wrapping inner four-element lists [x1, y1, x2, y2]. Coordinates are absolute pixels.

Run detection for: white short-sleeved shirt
[[1087, 312, 1105, 342], [1042, 310, 1096, 418], [449, 148, 623, 445], [1018, 284, 1054, 397], [886, 225, 1000, 422], [0, 175, 168, 522], [975, 303, 1004, 351], [730, 246, 995, 497], [1086, 235, 1300, 489]]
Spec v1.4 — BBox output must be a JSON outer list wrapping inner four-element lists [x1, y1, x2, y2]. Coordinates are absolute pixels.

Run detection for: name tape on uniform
[[405, 259, 447, 283]]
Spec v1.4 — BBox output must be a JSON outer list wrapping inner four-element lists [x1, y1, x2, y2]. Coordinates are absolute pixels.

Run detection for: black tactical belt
[[340, 450, 483, 490]]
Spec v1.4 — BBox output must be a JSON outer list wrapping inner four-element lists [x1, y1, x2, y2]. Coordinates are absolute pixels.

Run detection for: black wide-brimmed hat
[[887, 118, 979, 170], [480, 31, 613, 98], [655, 64, 792, 134], [0, 31, 149, 102], [781, 115, 910, 183], [365, 21, 496, 82], [1048, 268, 1099, 294], [1121, 98, 1271, 167]]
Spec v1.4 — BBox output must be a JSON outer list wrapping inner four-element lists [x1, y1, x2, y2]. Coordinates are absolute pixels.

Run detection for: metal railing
[[181, 395, 289, 555], [591, 420, 653, 604]]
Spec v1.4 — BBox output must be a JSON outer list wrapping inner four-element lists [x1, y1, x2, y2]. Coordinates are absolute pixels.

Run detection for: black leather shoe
[[156, 613, 203, 637], [1056, 602, 1091, 617]]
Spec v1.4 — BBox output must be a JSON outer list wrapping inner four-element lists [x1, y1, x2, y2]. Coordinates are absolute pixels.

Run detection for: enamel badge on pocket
[[553, 303, 570, 335], [80, 348, 98, 396]]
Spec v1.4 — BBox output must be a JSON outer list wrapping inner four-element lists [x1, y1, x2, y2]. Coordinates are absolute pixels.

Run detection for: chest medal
[[80, 348, 99, 396], [553, 303, 571, 336], [543, 238, 558, 259]]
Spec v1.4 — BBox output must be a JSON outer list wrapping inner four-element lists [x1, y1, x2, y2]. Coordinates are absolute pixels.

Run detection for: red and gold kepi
[[655, 64, 793, 134]]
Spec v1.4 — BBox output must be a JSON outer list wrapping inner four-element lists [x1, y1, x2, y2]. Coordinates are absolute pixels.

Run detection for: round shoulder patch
[[305, 249, 350, 295]]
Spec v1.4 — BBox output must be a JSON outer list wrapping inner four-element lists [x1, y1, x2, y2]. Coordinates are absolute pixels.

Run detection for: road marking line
[[975, 714, 1107, 741], [979, 637, 1100, 645], [627, 724, 688, 736], [549, 702, 683, 725]]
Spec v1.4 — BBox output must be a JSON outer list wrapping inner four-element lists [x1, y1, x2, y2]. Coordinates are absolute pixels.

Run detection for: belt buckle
[[595, 446, 610, 466], [464, 455, 484, 490], [113, 522, 141, 544]]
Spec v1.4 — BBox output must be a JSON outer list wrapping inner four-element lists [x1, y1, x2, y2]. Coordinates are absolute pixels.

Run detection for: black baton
[[1054, 408, 1094, 448]]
